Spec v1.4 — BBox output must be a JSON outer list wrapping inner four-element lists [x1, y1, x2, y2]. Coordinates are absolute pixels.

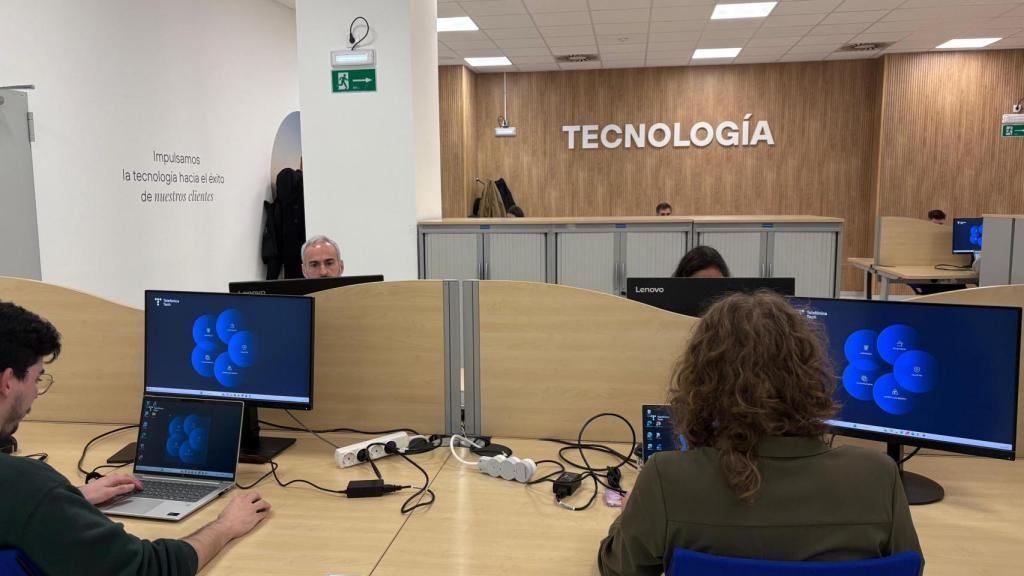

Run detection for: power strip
[[334, 432, 410, 468], [478, 454, 536, 483]]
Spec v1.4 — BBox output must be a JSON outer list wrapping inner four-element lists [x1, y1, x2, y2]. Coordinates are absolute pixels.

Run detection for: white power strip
[[478, 455, 536, 483], [334, 432, 410, 468]]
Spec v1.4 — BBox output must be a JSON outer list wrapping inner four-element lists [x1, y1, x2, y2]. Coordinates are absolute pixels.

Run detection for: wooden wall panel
[[876, 50, 1024, 221], [439, 65, 478, 218], [463, 62, 882, 291]]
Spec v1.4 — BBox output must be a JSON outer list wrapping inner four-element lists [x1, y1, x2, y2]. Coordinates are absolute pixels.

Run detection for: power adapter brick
[[553, 472, 582, 499]]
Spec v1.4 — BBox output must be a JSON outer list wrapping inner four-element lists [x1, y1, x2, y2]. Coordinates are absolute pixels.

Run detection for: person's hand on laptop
[[79, 474, 144, 506]]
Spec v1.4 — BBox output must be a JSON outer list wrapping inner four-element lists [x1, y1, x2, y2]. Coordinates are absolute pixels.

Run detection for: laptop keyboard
[[138, 479, 219, 502]]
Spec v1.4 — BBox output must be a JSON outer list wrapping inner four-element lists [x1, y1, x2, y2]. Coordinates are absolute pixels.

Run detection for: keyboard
[[137, 479, 220, 502]]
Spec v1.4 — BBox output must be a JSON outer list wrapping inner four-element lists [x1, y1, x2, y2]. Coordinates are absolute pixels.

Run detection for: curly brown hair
[[669, 291, 838, 502]]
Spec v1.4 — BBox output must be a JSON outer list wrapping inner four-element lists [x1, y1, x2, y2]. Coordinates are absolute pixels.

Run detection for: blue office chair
[[668, 548, 923, 576], [0, 548, 45, 576]]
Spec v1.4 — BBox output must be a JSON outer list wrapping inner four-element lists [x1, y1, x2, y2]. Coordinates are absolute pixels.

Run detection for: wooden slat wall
[[876, 51, 1024, 220]]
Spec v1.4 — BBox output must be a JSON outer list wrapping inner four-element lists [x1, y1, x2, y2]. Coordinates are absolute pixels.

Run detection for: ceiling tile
[[646, 56, 691, 66], [462, 0, 528, 17], [689, 58, 736, 66], [545, 35, 597, 46], [647, 41, 699, 52], [695, 38, 751, 49], [836, 0, 906, 11], [590, 0, 653, 9], [824, 50, 877, 59], [474, 14, 536, 28], [862, 20, 925, 34], [593, 22, 650, 34], [852, 31, 913, 43], [779, 53, 826, 61], [808, 22, 871, 35], [539, 25, 595, 37], [786, 44, 838, 54], [741, 46, 793, 56], [746, 36, 802, 47], [651, 5, 714, 20], [438, 3, 467, 18], [701, 27, 758, 39], [509, 55, 555, 64], [602, 51, 651, 62], [531, 11, 592, 26], [440, 31, 489, 42], [820, 10, 889, 24], [797, 36, 852, 47], [501, 46, 558, 56], [550, 44, 600, 55], [651, 0, 716, 5], [756, 26, 815, 37], [522, 0, 589, 12], [650, 20, 706, 32], [602, 60, 647, 69], [772, 0, 844, 16], [599, 43, 649, 53], [485, 27, 542, 39], [558, 61, 603, 69], [734, 55, 783, 64], [495, 37, 549, 49], [443, 39, 501, 50], [591, 8, 651, 23], [763, 13, 828, 27], [514, 63, 561, 71], [597, 34, 649, 44], [650, 31, 703, 42]]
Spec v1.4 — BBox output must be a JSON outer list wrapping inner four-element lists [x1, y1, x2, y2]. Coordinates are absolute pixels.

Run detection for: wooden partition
[[0, 277, 143, 424], [261, 280, 447, 435], [909, 285, 1024, 454], [875, 216, 969, 267], [477, 281, 697, 442]]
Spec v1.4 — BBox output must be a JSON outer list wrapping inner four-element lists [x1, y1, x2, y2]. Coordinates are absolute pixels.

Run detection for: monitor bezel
[[144, 289, 315, 411], [951, 217, 983, 255], [791, 296, 1021, 461], [227, 274, 383, 296]]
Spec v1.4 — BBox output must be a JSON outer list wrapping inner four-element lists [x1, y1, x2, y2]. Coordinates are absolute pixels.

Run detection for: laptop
[[99, 395, 244, 521], [641, 404, 688, 463]]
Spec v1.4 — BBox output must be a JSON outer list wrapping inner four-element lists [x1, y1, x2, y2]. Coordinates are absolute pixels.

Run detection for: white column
[[296, 0, 441, 281]]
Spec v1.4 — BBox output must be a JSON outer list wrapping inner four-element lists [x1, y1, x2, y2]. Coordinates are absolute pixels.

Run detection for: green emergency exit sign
[[1002, 114, 1024, 138], [332, 69, 376, 93]]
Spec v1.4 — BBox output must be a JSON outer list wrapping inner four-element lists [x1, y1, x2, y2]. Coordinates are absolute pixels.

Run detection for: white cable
[[448, 432, 479, 463]]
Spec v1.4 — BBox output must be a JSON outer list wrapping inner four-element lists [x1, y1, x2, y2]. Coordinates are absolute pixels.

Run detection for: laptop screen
[[641, 404, 688, 462], [134, 396, 243, 481]]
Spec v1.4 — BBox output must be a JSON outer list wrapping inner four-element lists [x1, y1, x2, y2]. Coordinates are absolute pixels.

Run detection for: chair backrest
[[669, 549, 923, 576], [0, 548, 45, 576]]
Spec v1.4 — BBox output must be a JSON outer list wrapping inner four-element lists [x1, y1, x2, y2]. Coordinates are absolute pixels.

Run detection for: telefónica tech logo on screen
[[190, 309, 256, 388], [842, 324, 936, 416]]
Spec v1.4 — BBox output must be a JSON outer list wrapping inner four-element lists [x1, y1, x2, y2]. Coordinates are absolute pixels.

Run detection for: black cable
[[397, 452, 435, 514], [77, 424, 138, 481], [22, 452, 48, 462], [934, 264, 972, 271], [237, 459, 348, 496], [525, 459, 566, 485], [258, 420, 419, 437], [349, 16, 369, 50], [899, 446, 922, 465], [547, 413, 637, 511]]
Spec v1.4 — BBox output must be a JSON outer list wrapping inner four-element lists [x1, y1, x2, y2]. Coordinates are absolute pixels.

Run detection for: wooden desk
[[872, 265, 978, 300], [848, 257, 875, 299], [13, 421, 450, 576], [372, 438, 637, 575]]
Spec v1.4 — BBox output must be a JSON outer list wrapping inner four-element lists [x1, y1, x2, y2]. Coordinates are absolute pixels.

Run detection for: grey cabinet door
[[625, 232, 688, 279], [0, 90, 41, 279], [423, 233, 480, 280], [486, 233, 546, 281], [770, 232, 837, 297], [695, 232, 764, 277], [556, 232, 616, 293]]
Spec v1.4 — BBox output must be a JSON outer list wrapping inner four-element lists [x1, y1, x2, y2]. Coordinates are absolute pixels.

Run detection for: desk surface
[[848, 257, 875, 270], [14, 421, 450, 576], [10, 425, 1024, 575], [873, 265, 978, 281]]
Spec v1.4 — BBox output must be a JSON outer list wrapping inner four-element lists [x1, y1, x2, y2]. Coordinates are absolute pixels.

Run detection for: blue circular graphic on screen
[[214, 352, 243, 388], [168, 415, 185, 437], [192, 314, 220, 351], [877, 324, 919, 365], [844, 329, 880, 366], [188, 425, 209, 451], [191, 346, 216, 378], [166, 433, 187, 460], [178, 441, 205, 465], [228, 331, 256, 368], [894, 350, 937, 394], [970, 224, 983, 248], [216, 309, 245, 345], [842, 363, 884, 401], [183, 414, 202, 435], [872, 373, 914, 415]]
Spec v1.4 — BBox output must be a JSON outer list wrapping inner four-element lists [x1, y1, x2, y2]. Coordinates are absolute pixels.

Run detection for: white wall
[[296, 0, 440, 282], [0, 0, 299, 306]]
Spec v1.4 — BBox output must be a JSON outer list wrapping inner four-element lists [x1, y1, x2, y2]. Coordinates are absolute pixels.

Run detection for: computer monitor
[[626, 277, 796, 317], [228, 274, 383, 296], [791, 297, 1020, 504], [144, 290, 315, 462], [952, 217, 983, 254]]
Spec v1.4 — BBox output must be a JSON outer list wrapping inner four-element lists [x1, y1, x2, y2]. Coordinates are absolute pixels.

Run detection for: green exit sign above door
[[332, 69, 376, 93]]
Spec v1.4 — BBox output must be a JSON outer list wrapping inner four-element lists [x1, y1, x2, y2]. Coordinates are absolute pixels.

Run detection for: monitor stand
[[239, 403, 295, 464], [888, 442, 944, 505]]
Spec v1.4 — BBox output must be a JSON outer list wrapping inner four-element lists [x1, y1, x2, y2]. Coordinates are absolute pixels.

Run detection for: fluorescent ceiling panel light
[[936, 37, 1001, 49], [711, 2, 777, 20], [693, 48, 742, 59], [438, 17, 478, 32], [465, 56, 512, 67]]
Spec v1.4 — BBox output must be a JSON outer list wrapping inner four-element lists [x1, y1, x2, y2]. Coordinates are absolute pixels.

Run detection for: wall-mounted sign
[[1002, 114, 1024, 138], [562, 115, 774, 150], [332, 69, 376, 93]]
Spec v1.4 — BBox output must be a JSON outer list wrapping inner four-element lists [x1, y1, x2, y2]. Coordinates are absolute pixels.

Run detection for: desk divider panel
[[476, 281, 698, 442], [909, 285, 1024, 455], [262, 280, 448, 436], [875, 216, 969, 267], [0, 276, 143, 424]]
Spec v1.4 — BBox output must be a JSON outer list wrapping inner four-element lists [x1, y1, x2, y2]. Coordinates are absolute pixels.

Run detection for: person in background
[[301, 234, 344, 278], [506, 205, 525, 218], [656, 202, 673, 216], [598, 292, 921, 575], [0, 301, 271, 575], [928, 210, 946, 225], [672, 246, 730, 278]]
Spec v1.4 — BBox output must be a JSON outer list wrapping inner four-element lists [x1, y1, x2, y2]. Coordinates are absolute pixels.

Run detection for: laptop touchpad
[[102, 497, 163, 515]]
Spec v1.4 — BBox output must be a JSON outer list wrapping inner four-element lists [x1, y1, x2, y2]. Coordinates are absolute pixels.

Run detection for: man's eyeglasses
[[37, 373, 54, 396]]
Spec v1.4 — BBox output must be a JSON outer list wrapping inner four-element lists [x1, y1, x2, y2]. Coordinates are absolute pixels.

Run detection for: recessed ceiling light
[[711, 2, 777, 20], [693, 48, 742, 59], [936, 37, 1001, 49], [465, 56, 512, 67], [438, 17, 478, 32]]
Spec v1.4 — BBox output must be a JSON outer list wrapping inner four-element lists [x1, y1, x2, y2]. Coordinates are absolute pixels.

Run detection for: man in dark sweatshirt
[[0, 301, 272, 575]]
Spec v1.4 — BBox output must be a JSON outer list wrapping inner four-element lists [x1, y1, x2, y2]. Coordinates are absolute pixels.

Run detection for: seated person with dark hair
[[598, 292, 921, 575], [911, 209, 965, 294], [656, 202, 673, 216], [927, 209, 946, 225], [0, 301, 271, 575], [672, 246, 730, 278]]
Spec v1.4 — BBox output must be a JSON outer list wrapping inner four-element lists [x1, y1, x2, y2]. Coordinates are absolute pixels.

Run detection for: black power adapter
[[345, 479, 404, 499], [553, 472, 582, 499]]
